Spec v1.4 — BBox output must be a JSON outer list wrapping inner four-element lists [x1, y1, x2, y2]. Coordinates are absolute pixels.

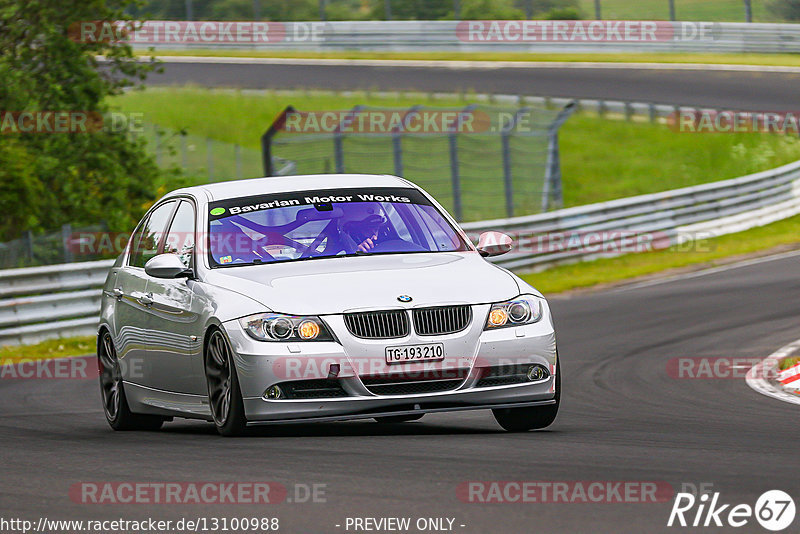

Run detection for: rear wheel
[[374, 414, 425, 424], [493, 357, 560, 432], [205, 329, 247, 437], [98, 331, 164, 431]]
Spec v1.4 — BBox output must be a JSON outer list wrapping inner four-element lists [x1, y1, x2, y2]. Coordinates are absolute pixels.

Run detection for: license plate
[[385, 343, 445, 365]]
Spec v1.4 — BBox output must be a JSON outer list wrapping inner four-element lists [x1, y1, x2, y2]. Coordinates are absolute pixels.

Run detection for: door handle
[[112, 288, 124, 300], [137, 293, 154, 307]]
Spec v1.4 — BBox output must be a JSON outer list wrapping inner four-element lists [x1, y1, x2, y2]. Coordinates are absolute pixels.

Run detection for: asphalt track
[[2, 253, 799, 533], [149, 58, 800, 110]]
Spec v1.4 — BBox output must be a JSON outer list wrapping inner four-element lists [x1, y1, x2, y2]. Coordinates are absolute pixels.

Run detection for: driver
[[339, 202, 387, 253]]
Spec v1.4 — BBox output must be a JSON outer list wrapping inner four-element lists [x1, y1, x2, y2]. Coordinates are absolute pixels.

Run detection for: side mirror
[[476, 231, 514, 258], [144, 254, 191, 279]]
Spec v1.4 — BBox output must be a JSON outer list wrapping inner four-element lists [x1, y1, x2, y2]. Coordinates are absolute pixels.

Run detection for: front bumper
[[223, 303, 558, 423]]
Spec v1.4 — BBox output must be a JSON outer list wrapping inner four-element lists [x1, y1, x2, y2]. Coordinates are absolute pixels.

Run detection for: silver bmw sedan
[[98, 174, 559, 436]]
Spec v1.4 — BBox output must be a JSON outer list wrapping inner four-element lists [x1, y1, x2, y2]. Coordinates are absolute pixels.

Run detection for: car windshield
[[207, 187, 470, 267]]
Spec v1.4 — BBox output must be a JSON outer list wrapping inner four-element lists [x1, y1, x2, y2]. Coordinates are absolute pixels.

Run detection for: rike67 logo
[[668, 490, 795, 531]]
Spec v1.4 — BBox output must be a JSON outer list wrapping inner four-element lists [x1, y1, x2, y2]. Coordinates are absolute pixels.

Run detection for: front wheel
[[205, 329, 247, 437], [493, 357, 560, 432], [98, 331, 164, 431]]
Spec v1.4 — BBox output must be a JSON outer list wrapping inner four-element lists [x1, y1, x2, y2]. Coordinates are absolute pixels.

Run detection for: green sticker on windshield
[[210, 207, 226, 216]]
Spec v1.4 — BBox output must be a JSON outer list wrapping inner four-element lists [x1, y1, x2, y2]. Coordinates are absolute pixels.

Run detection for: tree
[[0, 0, 161, 240]]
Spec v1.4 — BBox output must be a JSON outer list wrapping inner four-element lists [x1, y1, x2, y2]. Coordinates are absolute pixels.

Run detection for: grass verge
[[523, 213, 800, 294], [141, 50, 800, 68], [0, 336, 95, 363]]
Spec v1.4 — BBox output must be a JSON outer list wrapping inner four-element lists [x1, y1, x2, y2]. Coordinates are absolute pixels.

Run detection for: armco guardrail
[[462, 159, 800, 270], [134, 20, 800, 54], [0, 260, 113, 345], [2, 159, 800, 346]]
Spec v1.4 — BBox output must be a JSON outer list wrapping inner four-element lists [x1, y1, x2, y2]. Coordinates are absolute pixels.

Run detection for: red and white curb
[[746, 338, 800, 406]]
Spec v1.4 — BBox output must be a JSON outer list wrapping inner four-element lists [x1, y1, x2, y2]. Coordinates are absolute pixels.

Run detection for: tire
[[98, 330, 164, 431], [374, 414, 425, 424], [205, 329, 248, 437], [492, 356, 560, 432]]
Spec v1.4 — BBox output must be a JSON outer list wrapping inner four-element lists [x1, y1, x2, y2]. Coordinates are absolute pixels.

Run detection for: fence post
[[594, 0, 601, 19], [23, 230, 34, 263], [668, 0, 676, 21], [61, 224, 73, 263], [207, 137, 214, 180], [625, 102, 633, 122], [744, 0, 752, 22], [543, 101, 577, 211], [501, 108, 530, 219], [649, 102, 657, 123], [448, 133, 462, 221]]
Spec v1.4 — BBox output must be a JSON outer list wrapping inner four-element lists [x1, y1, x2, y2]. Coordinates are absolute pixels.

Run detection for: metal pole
[[385, 0, 392, 20], [23, 230, 33, 263], [448, 134, 462, 221], [253, 0, 261, 19], [501, 109, 528, 219], [454, 0, 461, 19], [668, 0, 675, 21], [543, 101, 577, 211], [744, 0, 752, 22], [594, 0, 601, 19], [185, 0, 193, 20], [525, 0, 533, 19], [319, 0, 326, 21]]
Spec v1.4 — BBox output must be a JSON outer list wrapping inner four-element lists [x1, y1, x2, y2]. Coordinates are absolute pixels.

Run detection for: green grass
[[523, 213, 800, 294], [143, 49, 800, 67], [780, 357, 800, 371], [0, 336, 95, 362], [578, 0, 773, 22], [113, 86, 800, 211]]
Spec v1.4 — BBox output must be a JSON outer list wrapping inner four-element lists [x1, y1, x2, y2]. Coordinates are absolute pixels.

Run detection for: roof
[[168, 174, 413, 202]]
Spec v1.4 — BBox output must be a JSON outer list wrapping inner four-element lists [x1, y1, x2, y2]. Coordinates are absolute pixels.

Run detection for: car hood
[[203, 252, 520, 316]]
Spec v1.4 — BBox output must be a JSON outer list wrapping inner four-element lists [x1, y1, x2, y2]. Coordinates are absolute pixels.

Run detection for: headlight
[[239, 313, 335, 342], [484, 295, 543, 330]]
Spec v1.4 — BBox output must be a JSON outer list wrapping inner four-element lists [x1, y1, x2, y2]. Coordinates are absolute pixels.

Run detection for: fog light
[[298, 320, 320, 340], [488, 308, 509, 327], [526, 365, 548, 381], [265, 385, 283, 399]]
